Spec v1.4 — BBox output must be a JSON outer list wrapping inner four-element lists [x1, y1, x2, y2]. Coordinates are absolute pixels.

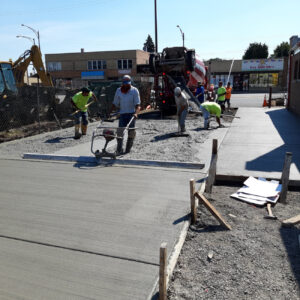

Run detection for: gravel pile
[[0, 112, 231, 162], [168, 186, 300, 299]]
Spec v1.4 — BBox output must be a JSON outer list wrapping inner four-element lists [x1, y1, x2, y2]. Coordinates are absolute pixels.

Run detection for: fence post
[[268, 86, 272, 108], [280, 152, 292, 204], [36, 77, 41, 133]]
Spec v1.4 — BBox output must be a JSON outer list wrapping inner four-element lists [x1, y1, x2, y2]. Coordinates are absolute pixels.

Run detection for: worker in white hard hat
[[174, 86, 189, 133], [112, 75, 141, 155]]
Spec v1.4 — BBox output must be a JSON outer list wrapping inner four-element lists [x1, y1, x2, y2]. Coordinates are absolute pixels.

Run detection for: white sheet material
[[230, 177, 281, 206]]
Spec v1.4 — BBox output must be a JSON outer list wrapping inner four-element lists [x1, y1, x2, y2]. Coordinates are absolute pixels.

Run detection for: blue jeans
[[74, 111, 88, 125], [178, 108, 187, 131], [200, 105, 210, 128], [117, 113, 136, 139]]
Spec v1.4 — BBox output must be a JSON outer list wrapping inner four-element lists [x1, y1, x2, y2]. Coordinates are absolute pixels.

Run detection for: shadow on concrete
[[73, 161, 113, 169], [44, 136, 74, 143], [246, 109, 300, 173], [280, 226, 300, 289], [173, 214, 189, 225], [151, 292, 159, 300]]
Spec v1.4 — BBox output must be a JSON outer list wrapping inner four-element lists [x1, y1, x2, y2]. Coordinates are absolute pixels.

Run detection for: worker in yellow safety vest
[[199, 101, 222, 129], [71, 87, 98, 139]]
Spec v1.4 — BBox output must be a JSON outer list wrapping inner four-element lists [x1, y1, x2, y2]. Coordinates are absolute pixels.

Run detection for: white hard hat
[[122, 75, 131, 84], [174, 87, 181, 95]]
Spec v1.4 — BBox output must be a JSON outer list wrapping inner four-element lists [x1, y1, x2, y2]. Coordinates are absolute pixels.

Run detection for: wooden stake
[[190, 179, 197, 224], [195, 192, 232, 230], [205, 139, 218, 193], [212, 138, 218, 155], [159, 242, 167, 300], [280, 152, 292, 204]]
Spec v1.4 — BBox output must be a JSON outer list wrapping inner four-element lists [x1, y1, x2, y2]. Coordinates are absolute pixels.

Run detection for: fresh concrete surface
[[218, 107, 300, 181], [0, 159, 204, 299], [0, 238, 157, 300]]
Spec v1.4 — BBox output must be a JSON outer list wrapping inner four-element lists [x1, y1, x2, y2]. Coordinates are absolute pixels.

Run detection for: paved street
[[0, 159, 204, 299], [230, 92, 285, 107]]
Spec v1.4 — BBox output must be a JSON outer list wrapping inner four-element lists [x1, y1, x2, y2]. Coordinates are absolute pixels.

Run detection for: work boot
[[74, 125, 81, 139], [115, 138, 123, 155], [81, 124, 87, 135], [125, 138, 134, 154]]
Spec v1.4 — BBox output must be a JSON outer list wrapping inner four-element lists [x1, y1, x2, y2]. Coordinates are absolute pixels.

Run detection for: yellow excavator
[[0, 45, 53, 96]]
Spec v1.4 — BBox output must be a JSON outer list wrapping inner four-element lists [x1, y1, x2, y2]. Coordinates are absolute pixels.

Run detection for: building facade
[[45, 49, 149, 88], [208, 57, 288, 92], [288, 35, 300, 116]]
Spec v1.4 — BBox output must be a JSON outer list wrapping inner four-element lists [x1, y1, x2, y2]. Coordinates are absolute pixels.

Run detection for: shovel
[[70, 99, 96, 116]]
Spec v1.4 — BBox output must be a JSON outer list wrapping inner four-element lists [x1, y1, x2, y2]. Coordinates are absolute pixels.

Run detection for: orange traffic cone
[[262, 95, 267, 107]]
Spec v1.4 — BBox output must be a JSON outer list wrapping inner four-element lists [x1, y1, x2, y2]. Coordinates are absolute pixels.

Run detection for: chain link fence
[[0, 82, 153, 143]]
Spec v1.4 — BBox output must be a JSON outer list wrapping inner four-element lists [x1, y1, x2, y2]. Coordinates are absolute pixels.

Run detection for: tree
[[272, 42, 290, 58], [243, 43, 268, 59], [143, 34, 155, 53]]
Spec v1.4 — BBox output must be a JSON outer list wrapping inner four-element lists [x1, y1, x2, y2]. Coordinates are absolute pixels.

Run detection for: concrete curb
[[23, 153, 205, 170]]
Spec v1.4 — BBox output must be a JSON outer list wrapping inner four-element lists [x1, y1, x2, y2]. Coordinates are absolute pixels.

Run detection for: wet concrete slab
[[0, 159, 204, 299], [0, 238, 157, 300]]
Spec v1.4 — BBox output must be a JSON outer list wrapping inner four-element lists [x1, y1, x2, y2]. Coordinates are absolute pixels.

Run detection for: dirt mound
[[168, 186, 300, 299]]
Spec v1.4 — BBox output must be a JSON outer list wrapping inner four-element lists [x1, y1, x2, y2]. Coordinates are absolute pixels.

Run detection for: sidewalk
[[217, 107, 300, 185]]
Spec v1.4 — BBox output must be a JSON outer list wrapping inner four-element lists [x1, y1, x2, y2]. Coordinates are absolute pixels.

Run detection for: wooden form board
[[195, 192, 232, 230], [282, 214, 300, 227]]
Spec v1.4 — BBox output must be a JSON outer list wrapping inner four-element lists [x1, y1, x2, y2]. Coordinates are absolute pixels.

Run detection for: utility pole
[[154, 0, 158, 52]]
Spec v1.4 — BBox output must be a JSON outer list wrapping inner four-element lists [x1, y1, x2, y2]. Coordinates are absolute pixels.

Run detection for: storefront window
[[249, 73, 279, 88]]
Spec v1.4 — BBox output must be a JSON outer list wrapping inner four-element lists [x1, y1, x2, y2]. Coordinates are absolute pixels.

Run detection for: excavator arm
[[12, 45, 53, 87]]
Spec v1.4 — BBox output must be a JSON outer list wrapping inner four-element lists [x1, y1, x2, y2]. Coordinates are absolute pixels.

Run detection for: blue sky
[[1, 0, 299, 62]]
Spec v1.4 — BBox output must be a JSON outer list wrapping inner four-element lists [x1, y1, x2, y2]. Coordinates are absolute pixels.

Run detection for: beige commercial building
[[208, 57, 288, 92], [288, 35, 300, 116], [45, 49, 149, 88]]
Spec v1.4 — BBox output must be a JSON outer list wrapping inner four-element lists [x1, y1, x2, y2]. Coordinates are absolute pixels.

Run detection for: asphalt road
[[0, 158, 204, 299], [230, 92, 285, 107]]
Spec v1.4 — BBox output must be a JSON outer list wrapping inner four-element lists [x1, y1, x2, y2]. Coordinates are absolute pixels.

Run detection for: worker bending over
[[200, 101, 222, 129], [174, 87, 188, 133], [112, 75, 141, 155], [72, 87, 98, 139]]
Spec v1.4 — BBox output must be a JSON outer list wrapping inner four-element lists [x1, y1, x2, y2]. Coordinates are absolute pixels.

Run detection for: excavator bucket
[[12, 45, 53, 88]]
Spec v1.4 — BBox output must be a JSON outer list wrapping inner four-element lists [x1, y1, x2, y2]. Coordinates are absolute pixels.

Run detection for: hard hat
[[122, 75, 131, 85], [174, 87, 181, 96]]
